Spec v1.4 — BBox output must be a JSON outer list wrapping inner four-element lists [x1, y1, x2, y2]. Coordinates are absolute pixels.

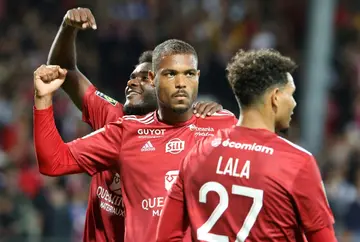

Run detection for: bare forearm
[[47, 21, 91, 109], [34, 95, 53, 110], [47, 21, 78, 69]]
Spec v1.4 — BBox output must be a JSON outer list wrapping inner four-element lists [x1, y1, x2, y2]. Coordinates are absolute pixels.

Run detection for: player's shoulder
[[275, 136, 313, 160], [88, 85, 122, 108]]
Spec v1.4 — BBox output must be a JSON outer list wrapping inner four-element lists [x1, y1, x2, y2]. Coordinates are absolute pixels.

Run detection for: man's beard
[[171, 106, 190, 114], [123, 91, 157, 115]]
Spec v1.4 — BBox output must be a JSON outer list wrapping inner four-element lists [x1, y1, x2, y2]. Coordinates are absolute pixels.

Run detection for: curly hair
[[152, 39, 198, 71], [138, 50, 153, 64], [226, 49, 297, 107]]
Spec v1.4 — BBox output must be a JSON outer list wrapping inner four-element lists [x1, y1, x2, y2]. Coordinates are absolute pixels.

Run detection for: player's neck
[[237, 109, 275, 133], [157, 108, 193, 125]]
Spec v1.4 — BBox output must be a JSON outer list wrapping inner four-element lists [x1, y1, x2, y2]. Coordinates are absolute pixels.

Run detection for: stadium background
[[0, 0, 359, 241]]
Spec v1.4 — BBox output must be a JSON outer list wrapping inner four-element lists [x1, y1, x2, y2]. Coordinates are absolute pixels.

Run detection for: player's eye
[[140, 75, 149, 81], [166, 72, 176, 78], [186, 72, 196, 77]]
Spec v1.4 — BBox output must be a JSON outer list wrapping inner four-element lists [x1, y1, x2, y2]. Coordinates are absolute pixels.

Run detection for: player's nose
[[174, 75, 186, 89], [127, 78, 140, 87]]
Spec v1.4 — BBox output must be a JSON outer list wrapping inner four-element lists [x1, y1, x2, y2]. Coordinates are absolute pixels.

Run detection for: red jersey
[[67, 110, 237, 242], [81, 85, 125, 242], [166, 126, 334, 242]]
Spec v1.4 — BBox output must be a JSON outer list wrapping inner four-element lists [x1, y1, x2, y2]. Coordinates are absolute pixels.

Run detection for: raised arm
[[47, 8, 97, 109], [34, 65, 120, 176]]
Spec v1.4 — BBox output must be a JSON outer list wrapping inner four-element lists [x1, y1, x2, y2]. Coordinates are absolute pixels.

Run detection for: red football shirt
[[81, 85, 126, 242], [166, 126, 335, 242], [67, 110, 237, 242]]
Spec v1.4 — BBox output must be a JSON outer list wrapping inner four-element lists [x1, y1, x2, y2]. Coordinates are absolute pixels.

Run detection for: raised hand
[[63, 7, 97, 30], [34, 65, 67, 98]]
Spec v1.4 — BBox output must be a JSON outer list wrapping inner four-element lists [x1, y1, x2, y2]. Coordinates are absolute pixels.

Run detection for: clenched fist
[[34, 65, 67, 98], [64, 7, 97, 30]]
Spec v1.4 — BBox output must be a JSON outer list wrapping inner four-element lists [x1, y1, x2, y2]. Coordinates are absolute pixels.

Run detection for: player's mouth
[[172, 90, 189, 99], [126, 89, 142, 98]]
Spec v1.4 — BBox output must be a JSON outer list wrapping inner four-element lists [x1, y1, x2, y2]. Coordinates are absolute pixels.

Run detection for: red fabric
[[67, 110, 236, 242], [306, 226, 337, 242], [156, 197, 188, 242], [80, 85, 126, 242], [165, 126, 334, 241], [33, 106, 83, 176]]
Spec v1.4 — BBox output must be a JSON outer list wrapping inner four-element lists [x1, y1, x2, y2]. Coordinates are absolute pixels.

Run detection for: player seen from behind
[[157, 49, 336, 242]]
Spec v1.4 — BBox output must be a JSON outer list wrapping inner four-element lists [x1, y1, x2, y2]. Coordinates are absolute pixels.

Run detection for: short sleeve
[[291, 155, 335, 232], [82, 85, 124, 130], [67, 120, 123, 176]]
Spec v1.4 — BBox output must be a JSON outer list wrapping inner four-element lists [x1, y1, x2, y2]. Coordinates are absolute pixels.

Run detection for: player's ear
[[270, 87, 281, 112], [148, 70, 155, 86]]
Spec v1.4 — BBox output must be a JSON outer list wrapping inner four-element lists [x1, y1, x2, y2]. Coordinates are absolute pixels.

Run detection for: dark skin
[[47, 7, 222, 116], [47, 8, 222, 117], [149, 54, 200, 124]]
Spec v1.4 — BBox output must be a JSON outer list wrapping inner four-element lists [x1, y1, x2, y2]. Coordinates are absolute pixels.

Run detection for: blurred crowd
[[1, 0, 360, 241]]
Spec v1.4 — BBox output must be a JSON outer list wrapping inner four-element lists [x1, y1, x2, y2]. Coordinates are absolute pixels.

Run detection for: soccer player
[[34, 39, 237, 242], [39, 8, 223, 242], [156, 49, 337, 242]]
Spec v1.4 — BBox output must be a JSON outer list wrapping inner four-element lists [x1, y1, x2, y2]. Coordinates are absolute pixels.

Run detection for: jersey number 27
[[197, 181, 264, 242]]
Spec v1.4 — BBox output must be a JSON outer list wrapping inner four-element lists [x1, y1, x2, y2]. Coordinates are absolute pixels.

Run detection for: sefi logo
[[165, 138, 185, 154], [164, 170, 179, 191], [137, 128, 166, 139]]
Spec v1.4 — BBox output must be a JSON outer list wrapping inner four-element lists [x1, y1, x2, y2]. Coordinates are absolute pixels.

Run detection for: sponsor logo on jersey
[[188, 124, 215, 137], [137, 128, 166, 139], [164, 170, 179, 191], [165, 138, 185, 154], [95, 90, 118, 106], [141, 141, 155, 152], [213, 139, 274, 155], [211, 137, 222, 147], [141, 170, 179, 217], [97, 173, 125, 216]]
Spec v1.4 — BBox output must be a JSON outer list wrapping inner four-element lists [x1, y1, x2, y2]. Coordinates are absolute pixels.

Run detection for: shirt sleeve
[[82, 85, 124, 130], [67, 119, 123, 176], [291, 155, 335, 233], [305, 225, 337, 242], [156, 197, 188, 242], [34, 106, 84, 176]]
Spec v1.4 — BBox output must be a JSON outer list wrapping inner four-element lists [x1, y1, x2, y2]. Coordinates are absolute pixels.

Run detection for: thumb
[[58, 68, 68, 79]]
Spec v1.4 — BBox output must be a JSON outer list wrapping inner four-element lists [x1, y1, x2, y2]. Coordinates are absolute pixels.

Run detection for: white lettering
[[137, 129, 165, 136], [96, 186, 123, 206], [216, 156, 251, 179], [152, 209, 162, 216], [240, 160, 251, 179], [221, 139, 274, 155], [141, 196, 165, 211]]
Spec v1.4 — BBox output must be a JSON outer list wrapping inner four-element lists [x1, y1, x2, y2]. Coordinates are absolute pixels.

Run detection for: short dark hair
[[226, 49, 297, 107], [152, 39, 198, 71], [138, 50, 153, 64]]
